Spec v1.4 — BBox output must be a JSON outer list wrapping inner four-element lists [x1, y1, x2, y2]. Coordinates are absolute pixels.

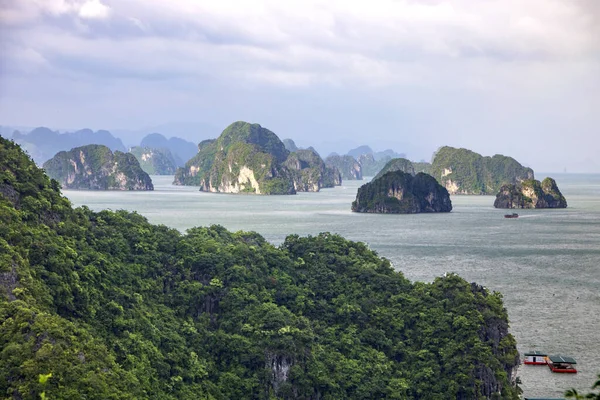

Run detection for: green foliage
[[431, 146, 534, 195], [494, 177, 567, 209], [566, 374, 600, 399], [373, 158, 415, 180], [42, 144, 153, 190], [325, 155, 362, 180], [352, 171, 452, 214], [1, 137, 520, 399], [129, 146, 178, 175]]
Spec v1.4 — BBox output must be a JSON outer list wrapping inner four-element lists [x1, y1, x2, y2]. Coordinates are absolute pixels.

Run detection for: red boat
[[547, 355, 577, 373], [504, 213, 519, 219], [523, 351, 547, 365]]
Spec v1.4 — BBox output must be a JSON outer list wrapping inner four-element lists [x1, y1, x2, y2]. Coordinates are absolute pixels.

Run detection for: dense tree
[[1, 136, 520, 399]]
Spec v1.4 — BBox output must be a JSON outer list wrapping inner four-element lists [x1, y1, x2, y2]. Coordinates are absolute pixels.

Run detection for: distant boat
[[547, 355, 577, 373], [523, 350, 548, 365], [504, 213, 519, 219]]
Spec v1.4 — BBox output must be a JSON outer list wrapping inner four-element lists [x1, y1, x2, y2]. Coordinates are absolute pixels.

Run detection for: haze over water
[[65, 173, 600, 398]]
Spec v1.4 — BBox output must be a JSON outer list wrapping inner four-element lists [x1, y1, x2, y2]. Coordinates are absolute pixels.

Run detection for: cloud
[[78, 0, 111, 19]]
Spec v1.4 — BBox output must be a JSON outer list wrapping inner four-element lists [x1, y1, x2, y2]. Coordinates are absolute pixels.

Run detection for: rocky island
[[173, 121, 340, 194], [373, 157, 416, 179], [325, 154, 362, 180], [494, 177, 567, 209], [43, 144, 153, 190], [352, 171, 452, 213], [129, 146, 178, 175], [431, 146, 534, 195]]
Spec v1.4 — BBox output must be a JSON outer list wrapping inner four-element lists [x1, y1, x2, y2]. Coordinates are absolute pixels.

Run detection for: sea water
[[64, 173, 600, 398]]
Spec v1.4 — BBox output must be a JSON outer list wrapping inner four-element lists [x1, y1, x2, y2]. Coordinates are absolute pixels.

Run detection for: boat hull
[[524, 361, 547, 365]]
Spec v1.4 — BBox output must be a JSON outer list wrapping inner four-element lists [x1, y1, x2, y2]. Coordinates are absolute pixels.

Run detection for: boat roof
[[548, 355, 576, 364], [524, 351, 547, 356]]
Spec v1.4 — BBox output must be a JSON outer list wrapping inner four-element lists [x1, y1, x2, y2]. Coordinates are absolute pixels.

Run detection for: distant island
[[325, 154, 362, 180], [173, 121, 341, 194], [129, 146, 178, 175], [431, 146, 534, 195], [11, 127, 126, 166], [352, 171, 452, 213], [43, 144, 153, 190], [494, 177, 567, 209], [373, 158, 415, 180], [139, 133, 198, 167]]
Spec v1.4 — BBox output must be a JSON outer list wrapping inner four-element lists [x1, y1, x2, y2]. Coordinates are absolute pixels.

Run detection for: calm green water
[[64, 173, 600, 398]]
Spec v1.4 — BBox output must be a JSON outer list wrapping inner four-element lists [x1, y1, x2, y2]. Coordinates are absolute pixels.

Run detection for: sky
[[1, 0, 599, 172]]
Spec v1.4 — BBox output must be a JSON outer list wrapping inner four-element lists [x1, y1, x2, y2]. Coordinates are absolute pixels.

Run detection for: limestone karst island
[[43, 144, 154, 190], [174, 121, 341, 194]]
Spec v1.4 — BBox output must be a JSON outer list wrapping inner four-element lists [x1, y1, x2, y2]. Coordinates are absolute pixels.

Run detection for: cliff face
[[325, 155, 362, 180], [173, 122, 340, 194], [373, 157, 415, 180], [494, 177, 567, 209], [129, 146, 178, 175], [352, 171, 452, 213], [284, 149, 342, 192], [431, 146, 534, 195], [43, 145, 153, 190]]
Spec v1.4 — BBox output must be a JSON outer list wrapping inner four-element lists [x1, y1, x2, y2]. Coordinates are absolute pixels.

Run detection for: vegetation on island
[[43, 144, 153, 190], [140, 133, 198, 168], [284, 149, 341, 191], [494, 177, 567, 209], [1, 136, 520, 399], [129, 146, 178, 175], [373, 158, 416, 180], [325, 155, 363, 180], [352, 171, 452, 214], [11, 127, 126, 166], [174, 122, 340, 194], [431, 146, 534, 195]]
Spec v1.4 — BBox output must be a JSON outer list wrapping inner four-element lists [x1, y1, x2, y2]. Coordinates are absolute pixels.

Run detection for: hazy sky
[[1, 0, 599, 172]]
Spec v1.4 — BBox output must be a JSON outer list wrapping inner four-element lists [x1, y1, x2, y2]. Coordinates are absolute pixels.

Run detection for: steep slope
[[174, 122, 340, 194], [129, 146, 178, 175], [352, 171, 452, 213], [0, 137, 521, 399], [431, 146, 534, 195], [43, 145, 153, 190], [494, 177, 567, 209], [140, 133, 198, 167], [325, 155, 363, 180], [284, 149, 342, 191], [373, 158, 416, 180]]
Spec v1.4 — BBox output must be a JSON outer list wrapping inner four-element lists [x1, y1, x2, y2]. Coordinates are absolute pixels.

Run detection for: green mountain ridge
[[1, 136, 520, 399]]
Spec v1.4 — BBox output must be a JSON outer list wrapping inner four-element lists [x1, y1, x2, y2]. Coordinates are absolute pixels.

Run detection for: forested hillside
[[1, 137, 520, 399]]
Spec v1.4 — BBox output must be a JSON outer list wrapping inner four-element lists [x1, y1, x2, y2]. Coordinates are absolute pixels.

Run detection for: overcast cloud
[[1, 0, 599, 171]]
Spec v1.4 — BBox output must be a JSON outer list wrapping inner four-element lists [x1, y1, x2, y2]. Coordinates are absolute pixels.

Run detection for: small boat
[[504, 213, 519, 219], [547, 355, 577, 373], [523, 351, 548, 365]]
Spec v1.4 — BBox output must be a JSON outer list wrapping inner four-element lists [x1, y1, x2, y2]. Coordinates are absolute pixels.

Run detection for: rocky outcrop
[[494, 177, 567, 209], [431, 146, 534, 195], [282, 139, 299, 152], [43, 145, 153, 190], [129, 146, 178, 175], [325, 155, 362, 180], [352, 171, 452, 213], [373, 157, 415, 180], [284, 149, 341, 192], [173, 122, 341, 195]]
